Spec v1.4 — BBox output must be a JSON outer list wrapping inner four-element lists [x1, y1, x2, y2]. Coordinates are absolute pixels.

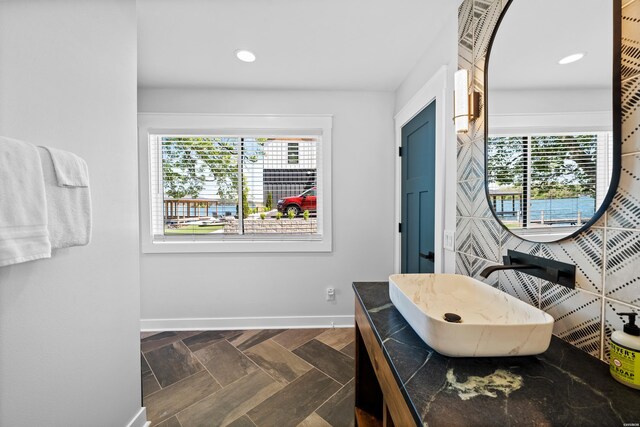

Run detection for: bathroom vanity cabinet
[[354, 293, 414, 426], [353, 282, 640, 426]]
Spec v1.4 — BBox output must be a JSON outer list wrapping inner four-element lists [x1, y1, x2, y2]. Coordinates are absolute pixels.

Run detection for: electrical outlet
[[444, 230, 455, 251], [326, 287, 335, 301]]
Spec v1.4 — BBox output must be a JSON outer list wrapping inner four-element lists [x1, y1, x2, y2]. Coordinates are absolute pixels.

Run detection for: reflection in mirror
[[486, 0, 617, 242]]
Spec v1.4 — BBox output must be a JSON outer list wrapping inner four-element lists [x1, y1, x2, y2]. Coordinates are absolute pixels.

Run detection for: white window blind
[[138, 113, 332, 253], [487, 131, 612, 227], [148, 134, 322, 241]]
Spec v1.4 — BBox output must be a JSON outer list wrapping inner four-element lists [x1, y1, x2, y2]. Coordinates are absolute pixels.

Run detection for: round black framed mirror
[[485, 0, 621, 243]]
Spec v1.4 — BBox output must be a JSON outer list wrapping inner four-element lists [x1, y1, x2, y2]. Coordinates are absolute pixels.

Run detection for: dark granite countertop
[[353, 282, 640, 426]]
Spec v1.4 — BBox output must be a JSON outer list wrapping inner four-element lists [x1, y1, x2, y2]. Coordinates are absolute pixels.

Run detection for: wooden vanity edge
[[355, 293, 419, 426]]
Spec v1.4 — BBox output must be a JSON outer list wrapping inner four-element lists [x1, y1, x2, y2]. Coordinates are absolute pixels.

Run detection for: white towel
[[37, 147, 92, 249], [0, 136, 52, 267], [40, 146, 89, 187]]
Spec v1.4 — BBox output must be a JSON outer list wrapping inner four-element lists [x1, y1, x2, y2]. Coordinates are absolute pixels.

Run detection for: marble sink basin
[[389, 273, 554, 357]]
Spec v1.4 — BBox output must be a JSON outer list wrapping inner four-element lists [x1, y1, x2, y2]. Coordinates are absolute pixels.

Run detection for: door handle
[[419, 251, 435, 261]]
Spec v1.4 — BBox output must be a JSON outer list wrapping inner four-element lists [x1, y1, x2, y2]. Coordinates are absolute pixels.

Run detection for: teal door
[[401, 101, 436, 273]]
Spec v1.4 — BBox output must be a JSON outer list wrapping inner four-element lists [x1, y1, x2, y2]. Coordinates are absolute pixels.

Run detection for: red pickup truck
[[277, 187, 316, 216]]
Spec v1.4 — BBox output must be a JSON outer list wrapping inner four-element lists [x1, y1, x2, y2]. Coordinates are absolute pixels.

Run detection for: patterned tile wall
[[456, 0, 640, 361]]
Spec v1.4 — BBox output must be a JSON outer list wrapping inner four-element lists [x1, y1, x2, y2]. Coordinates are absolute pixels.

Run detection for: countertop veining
[[353, 282, 640, 426]]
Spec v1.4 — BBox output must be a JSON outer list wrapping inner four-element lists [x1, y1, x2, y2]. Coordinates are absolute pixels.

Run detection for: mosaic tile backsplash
[[456, 0, 640, 361]]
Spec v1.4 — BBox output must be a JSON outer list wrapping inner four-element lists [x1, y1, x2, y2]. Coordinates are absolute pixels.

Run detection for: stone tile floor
[[140, 328, 355, 427]]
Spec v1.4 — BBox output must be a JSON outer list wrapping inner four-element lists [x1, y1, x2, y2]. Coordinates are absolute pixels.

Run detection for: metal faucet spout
[[480, 264, 539, 279], [478, 250, 576, 288]]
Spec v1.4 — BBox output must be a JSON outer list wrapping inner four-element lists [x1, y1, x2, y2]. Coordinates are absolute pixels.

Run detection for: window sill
[[141, 237, 331, 254]]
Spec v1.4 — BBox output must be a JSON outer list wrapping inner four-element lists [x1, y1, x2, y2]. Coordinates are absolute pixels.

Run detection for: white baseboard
[[141, 315, 355, 331], [125, 408, 148, 427]]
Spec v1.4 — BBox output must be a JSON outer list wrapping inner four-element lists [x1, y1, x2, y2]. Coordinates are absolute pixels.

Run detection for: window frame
[[138, 113, 332, 253]]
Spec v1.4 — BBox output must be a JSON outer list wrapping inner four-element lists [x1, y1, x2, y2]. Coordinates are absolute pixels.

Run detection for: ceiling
[[137, 0, 459, 91]]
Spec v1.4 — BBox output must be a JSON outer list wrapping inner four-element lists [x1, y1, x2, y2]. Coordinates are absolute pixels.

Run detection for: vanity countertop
[[353, 282, 640, 426]]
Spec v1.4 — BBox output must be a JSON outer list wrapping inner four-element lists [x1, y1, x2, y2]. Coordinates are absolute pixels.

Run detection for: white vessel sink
[[389, 273, 554, 357]]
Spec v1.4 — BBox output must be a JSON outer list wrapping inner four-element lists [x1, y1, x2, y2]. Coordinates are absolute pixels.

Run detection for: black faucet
[[478, 250, 576, 289], [480, 263, 540, 278]]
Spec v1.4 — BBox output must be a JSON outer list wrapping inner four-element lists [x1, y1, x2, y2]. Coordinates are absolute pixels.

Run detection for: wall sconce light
[[454, 69, 479, 134]]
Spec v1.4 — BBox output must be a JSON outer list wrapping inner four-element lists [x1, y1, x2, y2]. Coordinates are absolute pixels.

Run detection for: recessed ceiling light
[[558, 52, 586, 65], [235, 50, 256, 63]]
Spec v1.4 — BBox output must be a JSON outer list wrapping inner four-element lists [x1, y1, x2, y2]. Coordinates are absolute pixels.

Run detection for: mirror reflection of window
[[488, 132, 612, 233]]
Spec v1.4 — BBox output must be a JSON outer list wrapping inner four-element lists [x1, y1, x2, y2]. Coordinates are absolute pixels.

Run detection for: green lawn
[[164, 224, 225, 235]]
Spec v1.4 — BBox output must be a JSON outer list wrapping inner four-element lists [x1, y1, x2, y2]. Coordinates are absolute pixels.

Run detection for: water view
[[494, 196, 596, 223]]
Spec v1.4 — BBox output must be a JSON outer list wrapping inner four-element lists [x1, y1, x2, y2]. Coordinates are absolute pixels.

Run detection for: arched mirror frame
[[484, 0, 622, 243]]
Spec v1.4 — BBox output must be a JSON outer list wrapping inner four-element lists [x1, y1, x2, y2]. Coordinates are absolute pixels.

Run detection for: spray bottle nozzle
[[620, 312, 640, 336]]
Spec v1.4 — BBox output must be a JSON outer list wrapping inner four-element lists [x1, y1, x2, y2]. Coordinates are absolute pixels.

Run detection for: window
[[487, 131, 612, 228], [287, 142, 299, 164], [138, 114, 332, 253]]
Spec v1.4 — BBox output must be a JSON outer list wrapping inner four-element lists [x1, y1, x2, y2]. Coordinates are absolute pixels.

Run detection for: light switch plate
[[444, 230, 455, 251]]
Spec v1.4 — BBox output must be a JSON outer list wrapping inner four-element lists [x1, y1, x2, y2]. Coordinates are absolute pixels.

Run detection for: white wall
[[138, 89, 396, 328], [0, 1, 142, 426], [393, 8, 459, 273], [488, 88, 612, 134], [394, 9, 459, 116], [489, 88, 611, 115]]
